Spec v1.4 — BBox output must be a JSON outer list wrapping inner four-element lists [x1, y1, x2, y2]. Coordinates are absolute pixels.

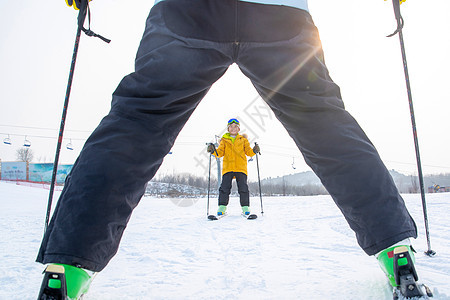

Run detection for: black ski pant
[[218, 172, 250, 207], [37, 0, 417, 272]]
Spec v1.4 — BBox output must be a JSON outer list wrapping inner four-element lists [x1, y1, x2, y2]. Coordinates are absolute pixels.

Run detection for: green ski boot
[[241, 206, 250, 216], [377, 245, 431, 298], [38, 264, 93, 299], [217, 205, 227, 216], [378, 245, 415, 287]]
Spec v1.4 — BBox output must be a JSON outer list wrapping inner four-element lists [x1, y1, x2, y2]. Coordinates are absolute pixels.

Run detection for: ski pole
[[254, 143, 264, 215], [206, 144, 212, 217], [206, 142, 220, 216], [44, 0, 110, 233], [206, 142, 220, 217], [388, 0, 435, 256]]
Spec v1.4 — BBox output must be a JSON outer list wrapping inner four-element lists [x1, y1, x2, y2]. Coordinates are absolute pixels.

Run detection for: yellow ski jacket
[[214, 133, 255, 175]]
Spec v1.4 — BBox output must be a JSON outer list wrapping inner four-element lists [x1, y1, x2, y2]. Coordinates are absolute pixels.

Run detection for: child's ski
[[207, 213, 257, 220], [207, 213, 227, 221], [242, 213, 257, 220]]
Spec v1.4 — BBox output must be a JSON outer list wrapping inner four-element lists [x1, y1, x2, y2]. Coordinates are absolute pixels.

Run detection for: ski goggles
[[227, 118, 240, 126]]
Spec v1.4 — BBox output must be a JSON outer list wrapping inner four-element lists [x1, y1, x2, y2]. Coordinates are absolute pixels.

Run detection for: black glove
[[207, 144, 215, 154], [253, 144, 260, 154], [65, 0, 91, 10]]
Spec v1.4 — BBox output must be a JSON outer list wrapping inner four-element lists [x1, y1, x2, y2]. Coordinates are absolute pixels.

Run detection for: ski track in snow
[[0, 181, 449, 299]]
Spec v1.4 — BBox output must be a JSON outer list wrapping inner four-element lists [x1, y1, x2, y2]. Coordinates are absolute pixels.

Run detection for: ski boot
[[242, 206, 250, 216], [38, 264, 93, 300], [377, 245, 432, 299], [241, 206, 257, 219], [217, 205, 227, 216]]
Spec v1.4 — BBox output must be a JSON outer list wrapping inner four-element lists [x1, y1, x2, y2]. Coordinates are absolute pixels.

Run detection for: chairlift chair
[[66, 139, 74, 150], [23, 136, 31, 147], [3, 135, 12, 145]]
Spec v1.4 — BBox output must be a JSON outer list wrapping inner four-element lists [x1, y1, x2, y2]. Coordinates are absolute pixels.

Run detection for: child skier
[[207, 118, 260, 216]]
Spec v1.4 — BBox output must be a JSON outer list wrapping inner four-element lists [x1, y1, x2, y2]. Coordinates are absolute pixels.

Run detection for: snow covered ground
[[1, 181, 449, 299]]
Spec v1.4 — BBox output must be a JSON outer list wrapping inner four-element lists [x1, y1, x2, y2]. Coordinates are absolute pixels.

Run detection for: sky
[[1, 0, 450, 182]]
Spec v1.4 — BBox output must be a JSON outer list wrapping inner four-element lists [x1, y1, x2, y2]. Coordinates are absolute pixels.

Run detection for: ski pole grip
[[212, 143, 219, 157], [254, 142, 261, 155], [387, 0, 404, 37], [206, 142, 219, 156]]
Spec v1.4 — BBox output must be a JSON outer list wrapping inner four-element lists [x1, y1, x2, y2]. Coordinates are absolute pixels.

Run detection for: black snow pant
[[37, 0, 417, 272], [218, 172, 250, 207]]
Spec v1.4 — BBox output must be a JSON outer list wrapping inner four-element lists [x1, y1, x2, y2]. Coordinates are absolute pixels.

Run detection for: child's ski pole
[[254, 143, 264, 215], [206, 143, 213, 217], [205, 143, 219, 217]]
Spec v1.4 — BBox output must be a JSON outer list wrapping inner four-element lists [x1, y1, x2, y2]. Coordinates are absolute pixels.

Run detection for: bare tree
[[16, 147, 34, 162], [409, 175, 419, 193], [37, 155, 49, 163]]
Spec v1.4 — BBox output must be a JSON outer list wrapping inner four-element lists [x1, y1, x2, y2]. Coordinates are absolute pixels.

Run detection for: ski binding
[[38, 264, 68, 300], [392, 246, 433, 299]]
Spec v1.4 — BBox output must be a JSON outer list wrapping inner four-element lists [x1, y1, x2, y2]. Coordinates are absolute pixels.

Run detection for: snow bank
[[0, 181, 449, 299]]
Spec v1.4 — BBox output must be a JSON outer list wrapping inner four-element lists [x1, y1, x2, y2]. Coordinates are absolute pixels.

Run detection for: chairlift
[[3, 135, 12, 145], [23, 136, 31, 147], [66, 139, 74, 150]]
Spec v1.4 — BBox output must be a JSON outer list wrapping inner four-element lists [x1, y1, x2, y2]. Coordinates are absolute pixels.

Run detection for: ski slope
[[1, 181, 449, 299]]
